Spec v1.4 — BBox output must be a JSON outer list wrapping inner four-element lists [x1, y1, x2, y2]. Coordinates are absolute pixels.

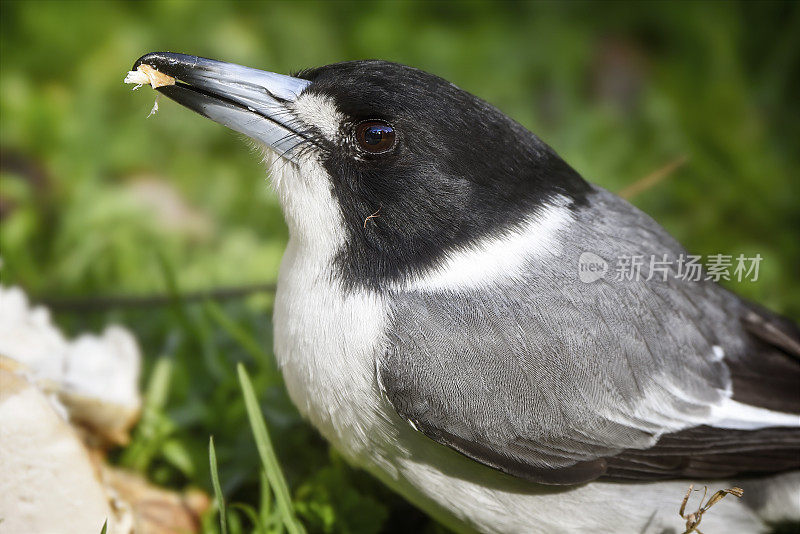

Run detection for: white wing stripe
[[709, 398, 800, 430]]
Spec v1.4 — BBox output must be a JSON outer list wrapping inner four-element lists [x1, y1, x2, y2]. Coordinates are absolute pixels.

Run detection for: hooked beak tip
[[129, 52, 312, 159]]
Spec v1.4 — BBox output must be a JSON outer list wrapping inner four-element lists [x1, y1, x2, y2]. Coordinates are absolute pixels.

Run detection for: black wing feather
[[606, 426, 800, 480]]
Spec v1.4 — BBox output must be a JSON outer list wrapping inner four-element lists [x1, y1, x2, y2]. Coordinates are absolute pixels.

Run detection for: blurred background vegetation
[[1, 1, 798, 532]]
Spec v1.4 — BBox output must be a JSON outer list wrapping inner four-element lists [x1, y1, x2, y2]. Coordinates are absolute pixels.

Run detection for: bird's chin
[[131, 52, 312, 160]]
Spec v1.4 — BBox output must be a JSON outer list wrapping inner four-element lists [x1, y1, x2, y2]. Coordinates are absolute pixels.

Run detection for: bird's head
[[133, 53, 590, 289]]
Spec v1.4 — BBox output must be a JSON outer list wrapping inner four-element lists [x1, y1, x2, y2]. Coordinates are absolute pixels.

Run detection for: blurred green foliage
[[1, 1, 798, 533]]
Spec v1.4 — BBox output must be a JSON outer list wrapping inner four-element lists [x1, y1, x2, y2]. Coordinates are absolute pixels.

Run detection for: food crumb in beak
[[124, 64, 175, 89], [125, 64, 173, 117], [147, 95, 160, 118]]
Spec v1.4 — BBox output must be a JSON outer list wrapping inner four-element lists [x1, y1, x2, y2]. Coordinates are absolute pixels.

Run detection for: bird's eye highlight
[[355, 121, 396, 154]]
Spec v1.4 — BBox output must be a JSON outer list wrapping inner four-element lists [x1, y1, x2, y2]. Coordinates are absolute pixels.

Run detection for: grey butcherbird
[[127, 52, 800, 533]]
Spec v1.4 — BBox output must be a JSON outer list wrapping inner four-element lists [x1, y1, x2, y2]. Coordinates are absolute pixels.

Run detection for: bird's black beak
[[132, 52, 311, 157]]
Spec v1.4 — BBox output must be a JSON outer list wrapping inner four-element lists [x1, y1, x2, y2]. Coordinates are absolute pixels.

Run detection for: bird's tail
[[739, 470, 800, 526]]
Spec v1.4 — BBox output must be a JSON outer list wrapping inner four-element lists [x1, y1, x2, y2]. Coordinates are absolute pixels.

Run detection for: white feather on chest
[[273, 237, 398, 466], [266, 147, 397, 465]]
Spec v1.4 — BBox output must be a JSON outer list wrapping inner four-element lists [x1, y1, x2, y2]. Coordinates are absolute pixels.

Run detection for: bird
[[128, 52, 800, 533]]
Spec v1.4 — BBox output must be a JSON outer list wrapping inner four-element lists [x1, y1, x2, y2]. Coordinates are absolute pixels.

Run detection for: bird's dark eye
[[355, 121, 396, 154]]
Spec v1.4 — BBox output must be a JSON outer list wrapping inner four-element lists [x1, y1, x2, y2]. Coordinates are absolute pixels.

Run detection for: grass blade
[[209, 436, 228, 534], [230, 504, 267, 534], [238, 363, 305, 534], [204, 300, 272, 367], [259, 470, 272, 528], [155, 251, 225, 379], [120, 357, 173, 470]]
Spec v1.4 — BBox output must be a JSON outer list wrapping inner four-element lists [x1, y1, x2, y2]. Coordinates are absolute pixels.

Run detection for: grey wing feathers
[[378, 188, 800, 484]]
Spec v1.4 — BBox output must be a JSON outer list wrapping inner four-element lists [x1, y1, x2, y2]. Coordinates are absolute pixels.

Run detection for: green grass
[[120, 357, 174, 472], [209, 437, 229, 534], [206, 357, 380, 533], [239, 363, 305, 534]]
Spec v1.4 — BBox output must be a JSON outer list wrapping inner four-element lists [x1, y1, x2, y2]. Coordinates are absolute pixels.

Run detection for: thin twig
[[363, 207, 381, 228], [678, 484, 743, 534], [619, 155, 688, 200], [36, 283, 277, 312]]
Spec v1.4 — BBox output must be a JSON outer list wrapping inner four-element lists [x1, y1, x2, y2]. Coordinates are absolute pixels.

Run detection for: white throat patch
[[258, 91, 349, 252], [262, 149, 346, 252]]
